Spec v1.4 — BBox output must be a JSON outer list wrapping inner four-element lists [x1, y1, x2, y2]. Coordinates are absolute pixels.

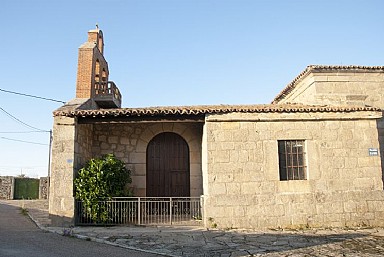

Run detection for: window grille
[[278, 140, 306, 180]]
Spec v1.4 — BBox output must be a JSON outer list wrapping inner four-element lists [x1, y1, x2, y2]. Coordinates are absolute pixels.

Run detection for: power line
[[0, 106, 49, 132], [0, 131, 48, 134], [1, 136, 49, 146], [0, 87, 66, 104], [0, 165, 47, 168]]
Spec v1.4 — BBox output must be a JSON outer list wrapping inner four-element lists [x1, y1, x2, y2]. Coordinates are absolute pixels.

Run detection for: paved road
[[3, 200, 384, 257], [0, 203, 162, 257]]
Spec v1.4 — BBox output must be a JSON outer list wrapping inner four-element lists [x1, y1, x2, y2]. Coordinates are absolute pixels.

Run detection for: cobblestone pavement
[[2, 200, 384, 257]]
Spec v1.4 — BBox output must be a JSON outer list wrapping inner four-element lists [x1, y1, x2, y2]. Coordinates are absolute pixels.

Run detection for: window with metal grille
[[278, 140, 306, 180]]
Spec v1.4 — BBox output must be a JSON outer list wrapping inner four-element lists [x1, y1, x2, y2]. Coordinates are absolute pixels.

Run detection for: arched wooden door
[[146, 132, 190, 197]]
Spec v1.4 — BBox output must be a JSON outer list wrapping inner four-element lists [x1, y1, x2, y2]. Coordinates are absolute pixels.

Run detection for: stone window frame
[[278, 140, 307, 181]]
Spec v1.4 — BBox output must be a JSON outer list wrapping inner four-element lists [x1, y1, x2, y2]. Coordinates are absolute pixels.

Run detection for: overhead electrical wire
[[0, 131, 48, 134], [0, 165, 46, 168], [0, 88, 55, 175], [0, 87, 66, 104], [0, 106, 51, 146], [0, 107, 49, 132], [1, 136, 49, 146]]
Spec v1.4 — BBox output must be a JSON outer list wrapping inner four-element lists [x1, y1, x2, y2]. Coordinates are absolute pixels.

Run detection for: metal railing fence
[[76, 197, 203, 226]]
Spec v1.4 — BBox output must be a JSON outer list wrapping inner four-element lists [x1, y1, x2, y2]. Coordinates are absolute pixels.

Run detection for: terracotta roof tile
[[272, 65, 384, 104], [53, 103, 380, 119]]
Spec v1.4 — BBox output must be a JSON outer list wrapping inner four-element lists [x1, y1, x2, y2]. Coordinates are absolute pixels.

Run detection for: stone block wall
[[276, 68, 384, 188], [0, 176, 14, 200], [203, 111, 384, 229], [204, 190, 384, 229], [49, 116, 77, 226], [39, 177, 49, 200], [279, 70, 384, 108], [89, 122, 204, 197], [76, 123, 93, 170], [49, 116, 204, 225]]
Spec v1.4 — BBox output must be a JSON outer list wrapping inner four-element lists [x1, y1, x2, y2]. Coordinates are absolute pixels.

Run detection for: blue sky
[[1, 0, 383, 178]]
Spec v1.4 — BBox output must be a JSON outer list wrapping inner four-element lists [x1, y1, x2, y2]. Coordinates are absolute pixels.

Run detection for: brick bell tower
[[75, 25, 121, 108]]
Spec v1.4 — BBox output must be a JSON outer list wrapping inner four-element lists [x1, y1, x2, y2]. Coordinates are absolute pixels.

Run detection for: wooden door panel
[[171, 171, 188, 196], [146, 132, 190, 197]]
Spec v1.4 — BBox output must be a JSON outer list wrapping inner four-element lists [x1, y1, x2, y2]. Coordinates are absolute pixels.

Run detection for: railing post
[[75, 197, 202, 226], [200, 195, 204, 222], [169, 197, 173, 225], [138, 197, 141, 225]]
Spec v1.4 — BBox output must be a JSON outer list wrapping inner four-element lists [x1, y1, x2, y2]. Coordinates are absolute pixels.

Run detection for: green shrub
[[74, 154, 133, 223]]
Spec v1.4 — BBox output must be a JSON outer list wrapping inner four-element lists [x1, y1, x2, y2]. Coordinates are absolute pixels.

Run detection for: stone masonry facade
[[273, 66, 384, 184], [203, 111, 384, 229], [49, 29, 384, 229], [50, 113, 204, 225], [49, 116, 77, 224], [76, 122, 203, 197], [273, 66, 384, 108]]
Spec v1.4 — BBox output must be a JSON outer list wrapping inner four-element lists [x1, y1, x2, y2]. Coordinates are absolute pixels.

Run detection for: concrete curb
[[26, 210, 175, 257], [19, 202, 384, 257]]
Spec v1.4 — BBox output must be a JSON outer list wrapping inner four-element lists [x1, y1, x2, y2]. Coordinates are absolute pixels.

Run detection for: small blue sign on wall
[[369, 148, 379, 156]]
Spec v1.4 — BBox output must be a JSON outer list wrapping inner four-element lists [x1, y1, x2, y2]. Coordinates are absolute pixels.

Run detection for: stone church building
[[49, 28, 384, 229]]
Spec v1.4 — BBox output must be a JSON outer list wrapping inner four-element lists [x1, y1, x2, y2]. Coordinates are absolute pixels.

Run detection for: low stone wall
[[0, 176, 49, 200], [0, 176, 14, 200], [39, 177, 49, 200], [204, 190, 384, 229]]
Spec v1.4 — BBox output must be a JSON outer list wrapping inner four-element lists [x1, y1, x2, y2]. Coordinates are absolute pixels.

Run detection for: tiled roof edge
[[272, 65, 384, 104], [53, 104, 381, 118]]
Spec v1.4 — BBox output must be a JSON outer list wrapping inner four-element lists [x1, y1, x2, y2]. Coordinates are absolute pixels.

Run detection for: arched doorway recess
[[146, 132, 190, 197]]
